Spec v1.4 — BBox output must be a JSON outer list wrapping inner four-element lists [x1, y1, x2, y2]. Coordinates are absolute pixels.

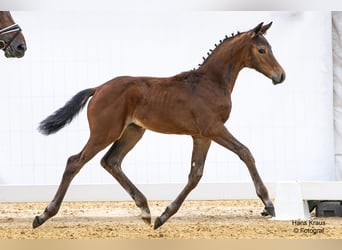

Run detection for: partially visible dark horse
[[0, 11, 26, 58], [34, 22, 285, 229]]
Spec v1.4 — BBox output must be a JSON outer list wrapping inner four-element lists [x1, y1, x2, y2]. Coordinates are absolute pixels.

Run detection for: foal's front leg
[[154, 137, 211, 229], [208, 125, 275, 217]]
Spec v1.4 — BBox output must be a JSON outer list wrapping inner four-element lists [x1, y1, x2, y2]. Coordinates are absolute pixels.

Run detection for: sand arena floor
[[0, 200, 341, 239]]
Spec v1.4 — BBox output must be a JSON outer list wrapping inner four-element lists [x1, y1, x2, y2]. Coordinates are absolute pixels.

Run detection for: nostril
[[17, 43, 26, 52], [280, 73, 286, 82]]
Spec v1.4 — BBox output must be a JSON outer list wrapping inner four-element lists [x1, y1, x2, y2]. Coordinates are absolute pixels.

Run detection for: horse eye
[[258, 48, 266, 54]]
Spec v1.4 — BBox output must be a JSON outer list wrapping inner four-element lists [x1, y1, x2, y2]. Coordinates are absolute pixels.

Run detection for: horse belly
[[133, 100, 198, 135]]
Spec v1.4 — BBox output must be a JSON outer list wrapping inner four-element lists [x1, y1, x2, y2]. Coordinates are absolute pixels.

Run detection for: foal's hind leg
[[154, 137, 211, 229], [100, 124, 151, 224], [32, 138, 111, 228]]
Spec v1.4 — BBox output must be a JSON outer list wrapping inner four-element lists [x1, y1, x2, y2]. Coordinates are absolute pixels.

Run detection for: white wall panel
[[333, 11, 342, 180], [0, 11, 335, 187]]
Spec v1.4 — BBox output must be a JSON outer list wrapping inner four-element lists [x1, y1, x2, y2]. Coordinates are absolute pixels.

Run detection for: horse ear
[[260, 21, 272, 35], [249, 22, 264, 37]]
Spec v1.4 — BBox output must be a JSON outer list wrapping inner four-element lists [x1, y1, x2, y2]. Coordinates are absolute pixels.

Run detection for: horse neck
[[198, 34, 249, 94]]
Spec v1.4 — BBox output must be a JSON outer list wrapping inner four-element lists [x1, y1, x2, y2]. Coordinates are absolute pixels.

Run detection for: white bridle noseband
[[0, 23, 21, 50]]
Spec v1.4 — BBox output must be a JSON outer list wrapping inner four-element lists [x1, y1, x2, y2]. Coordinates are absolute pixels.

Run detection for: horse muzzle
[[0, 24, 26, 58], [2, 40, 26, 58], [272, 72, 286, 85]]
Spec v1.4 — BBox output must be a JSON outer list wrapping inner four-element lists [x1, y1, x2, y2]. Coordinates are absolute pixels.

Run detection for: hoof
[[32, 216, 43, 229], [142, 216, 151, 225], [153, 217, 164, 230], [261, 205, 275, 217]]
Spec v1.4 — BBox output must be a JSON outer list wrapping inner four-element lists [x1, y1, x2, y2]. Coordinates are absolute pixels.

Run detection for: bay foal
[[33, 22, 285, 229]]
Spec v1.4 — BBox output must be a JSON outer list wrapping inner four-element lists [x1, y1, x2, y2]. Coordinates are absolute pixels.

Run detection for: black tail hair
[[38, 88, 95, 135]]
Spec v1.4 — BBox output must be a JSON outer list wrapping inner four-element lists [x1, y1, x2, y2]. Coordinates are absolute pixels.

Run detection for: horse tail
[[38, 88, 95, 135]]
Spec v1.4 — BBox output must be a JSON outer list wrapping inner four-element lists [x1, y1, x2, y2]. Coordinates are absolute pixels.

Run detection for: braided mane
[[196, 30, 242, 69]]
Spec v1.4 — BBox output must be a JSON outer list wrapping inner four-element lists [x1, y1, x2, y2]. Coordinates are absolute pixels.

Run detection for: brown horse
[[33, 22, 285, 229], [0, 11, 26, 58]]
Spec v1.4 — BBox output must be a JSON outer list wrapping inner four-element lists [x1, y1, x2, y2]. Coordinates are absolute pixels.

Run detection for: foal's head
[[0, 11, 26, 58], [244, 22, 285, 84]]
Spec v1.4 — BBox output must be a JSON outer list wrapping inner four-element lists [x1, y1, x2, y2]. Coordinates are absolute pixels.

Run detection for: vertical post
[[333, 12, 342, 181], [273, 181, 310, 220]]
